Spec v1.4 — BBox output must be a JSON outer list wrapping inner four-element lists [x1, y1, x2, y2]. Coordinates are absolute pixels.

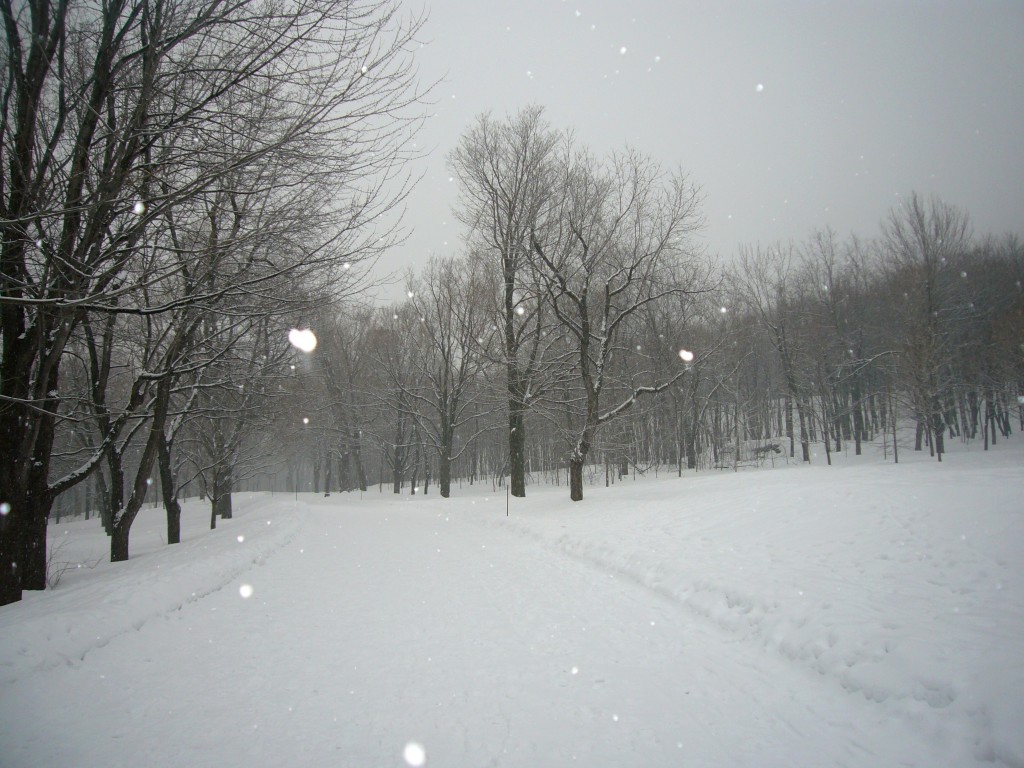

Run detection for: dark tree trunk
[[111, 519, 131, 562], [213, 465, 233, 520], [439, 452, 451, 498], [785, 395, 795, 458], [0, 480, 28, 604], [851, 378, 864, 456], [931, 397, 945, 462], [111, 375, 176, 562], [439, 426, 453, 498], [391, 453, 401, 494], [353, 431, 367, 492], [324, 452, 332, 496], [569, 455, 584, 501], [796, 400, 811, 463], [338, 439, 351, 492], [569, 429, 594, 502], [509, 404, 526, 497], [215, 491, 232, 520], [157, 435, 182, 545]]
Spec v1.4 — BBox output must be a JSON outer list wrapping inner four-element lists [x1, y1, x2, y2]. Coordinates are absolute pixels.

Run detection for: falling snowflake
[[133, 201, 146, 215], [678, 349, 694, 362], [237, 535, 245, 543], [756, 83, 764, 92], [0, 502, 10, 516], [403, 742, 426, 766], [619, 46, 627, 55], [288, 328, 317, 352], [239, 584, 254, 599]]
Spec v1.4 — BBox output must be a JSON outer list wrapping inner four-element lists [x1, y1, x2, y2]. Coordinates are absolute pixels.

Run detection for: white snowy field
[[1, 438, 1023, 768]]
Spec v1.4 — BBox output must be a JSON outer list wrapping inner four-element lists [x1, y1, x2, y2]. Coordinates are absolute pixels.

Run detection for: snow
[[287, 328, 318, 353], [1, 439, 1023, 767]]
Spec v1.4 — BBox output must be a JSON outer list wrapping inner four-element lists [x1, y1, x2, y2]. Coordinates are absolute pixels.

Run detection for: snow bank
[[476, 443, 1024, 766], [0, 494, 301, 686]]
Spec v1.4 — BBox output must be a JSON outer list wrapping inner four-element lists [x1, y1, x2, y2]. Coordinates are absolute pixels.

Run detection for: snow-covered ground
[[1, 437, 1022, 767]]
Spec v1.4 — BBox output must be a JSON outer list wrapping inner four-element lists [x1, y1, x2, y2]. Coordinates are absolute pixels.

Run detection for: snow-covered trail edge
[[0, 494, 301, 686]]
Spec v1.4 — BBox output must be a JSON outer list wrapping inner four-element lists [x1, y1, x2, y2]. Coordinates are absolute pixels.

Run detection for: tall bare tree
[[732, 244, 812, 463], [881, 193, 972, 460], [448, 105, 564, 497], [530, 149, 705, 500]]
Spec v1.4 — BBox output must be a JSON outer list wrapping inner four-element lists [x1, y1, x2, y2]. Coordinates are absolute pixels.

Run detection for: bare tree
[[530, 149, 705, 500], [400, 255, 493, 496], [732, 244, 812, 463], [881, 193, 972, 460], [448, 105, 565, 497]]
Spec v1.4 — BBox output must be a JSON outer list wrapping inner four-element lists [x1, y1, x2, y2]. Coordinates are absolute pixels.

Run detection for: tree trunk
[[111, 375, 176, 562], [439, 426, 453, 498], [569, 429, 593, 502], [851, 378, 864, 456], [796, 400, 811, 463], [0, 473, 27, 603], [785, 395, 795, 458], [157, 434, 182, 545], [569, 451, 585, 502], [215, 471, 233, 520], [354, 432, 367, 492], [339, 440, 351, 492], [439, 452, 451, 498], [509, 404, 526, 497], [215, 491, 233, 520], [111, 518, 132, 562]]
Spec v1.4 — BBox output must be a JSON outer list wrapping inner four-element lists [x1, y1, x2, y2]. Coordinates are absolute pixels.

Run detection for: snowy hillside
[[1, 438, 1022, 767]]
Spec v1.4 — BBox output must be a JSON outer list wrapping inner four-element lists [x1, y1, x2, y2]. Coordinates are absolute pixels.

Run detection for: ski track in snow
[[0, 441, 1022, 767]]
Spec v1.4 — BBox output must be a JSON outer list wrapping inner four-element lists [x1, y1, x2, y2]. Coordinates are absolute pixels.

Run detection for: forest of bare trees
[[0, 0, 426, 605], [3, 9, 1022, 612]]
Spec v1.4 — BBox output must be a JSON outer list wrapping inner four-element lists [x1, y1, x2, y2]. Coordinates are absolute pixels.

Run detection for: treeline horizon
[[53, 169, 1024, 526]]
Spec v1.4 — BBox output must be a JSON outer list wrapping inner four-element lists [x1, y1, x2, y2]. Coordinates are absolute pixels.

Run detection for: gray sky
[[378, 0, 1024, 297]]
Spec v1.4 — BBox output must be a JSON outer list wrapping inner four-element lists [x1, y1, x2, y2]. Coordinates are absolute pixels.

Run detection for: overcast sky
[[377, 0, 1024, 297]]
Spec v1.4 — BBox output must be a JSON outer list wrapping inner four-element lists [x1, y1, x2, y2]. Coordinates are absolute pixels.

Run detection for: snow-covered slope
[[1, 438, 1022, 767]]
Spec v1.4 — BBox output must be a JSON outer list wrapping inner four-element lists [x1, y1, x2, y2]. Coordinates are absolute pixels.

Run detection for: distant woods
[[288, 110, 1020, 509], [288, 180, 1020, 508], [3, 19, 1021, 616]]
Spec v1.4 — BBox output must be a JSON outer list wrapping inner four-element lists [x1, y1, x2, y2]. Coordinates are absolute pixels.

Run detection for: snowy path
[[1, 444, 1022, 767]]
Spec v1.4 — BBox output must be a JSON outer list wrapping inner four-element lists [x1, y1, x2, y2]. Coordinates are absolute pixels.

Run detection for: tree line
[[271, 108, 1021, 505], [270, 109, 1021, 509]]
